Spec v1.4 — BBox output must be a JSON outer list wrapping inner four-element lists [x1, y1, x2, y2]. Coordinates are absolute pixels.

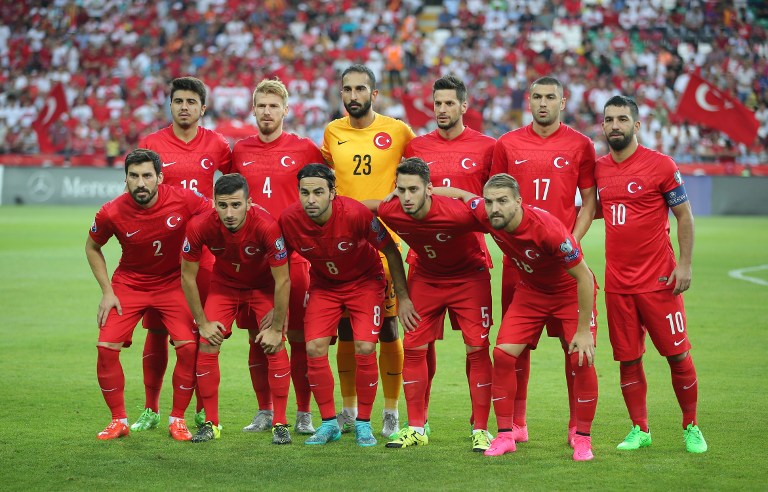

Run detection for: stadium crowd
[[0, 0, 766, 166]]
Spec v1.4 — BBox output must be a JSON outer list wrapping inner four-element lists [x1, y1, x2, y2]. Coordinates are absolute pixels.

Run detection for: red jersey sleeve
[[577, 141, 597, 190], [490, 138, 509, 176], [89, 203, 117, 245]]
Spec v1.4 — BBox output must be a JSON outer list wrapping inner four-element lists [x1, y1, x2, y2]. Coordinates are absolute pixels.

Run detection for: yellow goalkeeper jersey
[[321, 112, 415, 201]]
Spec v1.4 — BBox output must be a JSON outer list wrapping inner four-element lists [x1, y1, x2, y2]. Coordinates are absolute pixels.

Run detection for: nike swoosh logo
[[403, 381, 419, 385], [196, 372, 211, 377], [598, 187, 607, 193], [492, 397, 506, 402], [210, 247, 225, 251], [248, 364, 262, 368], [395, 231, 410, 236], [515, 368, 523, 372], [476, 383, 491, 387], [179, 385, 195, 390], [126, 230, 140, 237], [386, 372, 402, 376], [620, 381, 639, 388], [309, 384, 318, 387], [425, 161, 435, 166], [337, 140, 349, 145], [242, 161, 256, 166], [480, 333, 489, 339], [683, 379, 697, 390], [162, 161, 176, 167], [369, 382, 378, 387], [371, 330, 380, 335], [300, 247, 314, 252], [577, 398, 596, 403], [514, 159, 527, 165], [674, 338, 687, 346], [142, 353, 154, 359], [275, 372, 291, 378], [384, 304, 395, 311], [100, 387, 117, 392]]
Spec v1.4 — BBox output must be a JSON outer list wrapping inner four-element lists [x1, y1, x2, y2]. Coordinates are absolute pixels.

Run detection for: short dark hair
[[432, 75, 467, 103], [214, 173, 249, 197], [604, 95, 639, 121], [484, 173, 521, 199], [530, 76, 564, 98], [124, 148, 161, 176], [297, 164, 336, 191], [341, 64, 376, 91], [170, 77, 207, 106], [397, 157, 431, 185]]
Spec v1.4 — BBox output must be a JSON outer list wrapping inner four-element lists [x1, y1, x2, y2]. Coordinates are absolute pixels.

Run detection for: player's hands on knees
[[568, 330, 595, 367], [255, 328, 282, 354], [397, 299, 421, 332], [97, 293, 122, 327], [259, 309, 275, 331], [200, 321, 226, 346], [668, 264, 692, 295]]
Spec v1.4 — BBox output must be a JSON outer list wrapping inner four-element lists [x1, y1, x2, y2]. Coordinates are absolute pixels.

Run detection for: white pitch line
[[728, 264, 768, 286]]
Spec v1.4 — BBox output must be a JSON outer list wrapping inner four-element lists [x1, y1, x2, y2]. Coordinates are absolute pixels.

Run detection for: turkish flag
[[675, 73, 759, 145], [32, 83, 69, 153], [400, 92, 432, 129]]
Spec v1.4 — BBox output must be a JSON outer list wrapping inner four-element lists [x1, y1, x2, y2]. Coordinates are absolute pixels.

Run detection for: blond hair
[[253, 78, 289, 107]]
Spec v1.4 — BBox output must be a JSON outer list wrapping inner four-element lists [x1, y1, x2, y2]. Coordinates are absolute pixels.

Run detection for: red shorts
[[99, 283, 196, 346], [496, 284, 597, 349], [142, 263, 211, 330], [234, 259, 309, 333], [606, 290, 690, 361], [404, 276, 492, 349], [304, 277, 386, 343], [206, 283, 276, 338]]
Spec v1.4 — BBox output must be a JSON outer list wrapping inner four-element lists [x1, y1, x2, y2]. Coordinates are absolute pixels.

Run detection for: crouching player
[[181, 173, 291, 444]]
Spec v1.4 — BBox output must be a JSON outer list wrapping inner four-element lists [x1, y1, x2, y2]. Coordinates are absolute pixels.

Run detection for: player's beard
[[131, 186, 157, 205], [605, 129, 633, 151], [403, 194, 428, 217], [258, 118, 281, 137], [344, 98, 372, 118], [436, 114, 460, 131]]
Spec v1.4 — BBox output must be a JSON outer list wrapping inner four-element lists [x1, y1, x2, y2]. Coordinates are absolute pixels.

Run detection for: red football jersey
[[467, 198, 584, 294], [279, 196, 392, 286], [377, 195, 488, 281], [404, 127, 495, 194], [231, 132, 325, 217], [139, 125, 232, 199], [491, 123, 596, 231], [182, 206, 288, 290], [595, 145, 685, 294], [89, 184, 210, 290]]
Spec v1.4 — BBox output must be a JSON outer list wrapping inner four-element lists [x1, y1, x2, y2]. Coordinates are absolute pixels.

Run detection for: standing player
[[85, 149, 210, 441], [232, 78, 324, 435], [403, 75, 495, 434], [132, 76, 232, 432], [180, 174, 291, 444], [371, 158, 493, 452], [279, 164, 418, 447], [490, 76, 598, 446], [436, 174, 599, 461], [597, 95, 706, 453], [321, 64, 416, 436]]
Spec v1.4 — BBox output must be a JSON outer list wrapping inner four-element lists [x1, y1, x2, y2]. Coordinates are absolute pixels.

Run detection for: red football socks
[[248, 341, 273, 411], [619, 361, 649, 432], [355, 352, 378, 421], [97, 346, 126, 420], [402, 348, 429, 427], [467, 348, 493, 430], [491, 347, 518, 430], [307, 355, 336, 420], [267, 349, 291, 425], [289, 340, 311, 413], [669, 353, 698, 428], [513, 347, 530, 427], [196, 350, 221, 426], [170, 342, 196, 419], [570, 352, 598, 435], [142, 330, 168, 413]]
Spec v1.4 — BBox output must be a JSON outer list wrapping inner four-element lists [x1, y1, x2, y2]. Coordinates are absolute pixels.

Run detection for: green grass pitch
[[1, 206, 766, 490]]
